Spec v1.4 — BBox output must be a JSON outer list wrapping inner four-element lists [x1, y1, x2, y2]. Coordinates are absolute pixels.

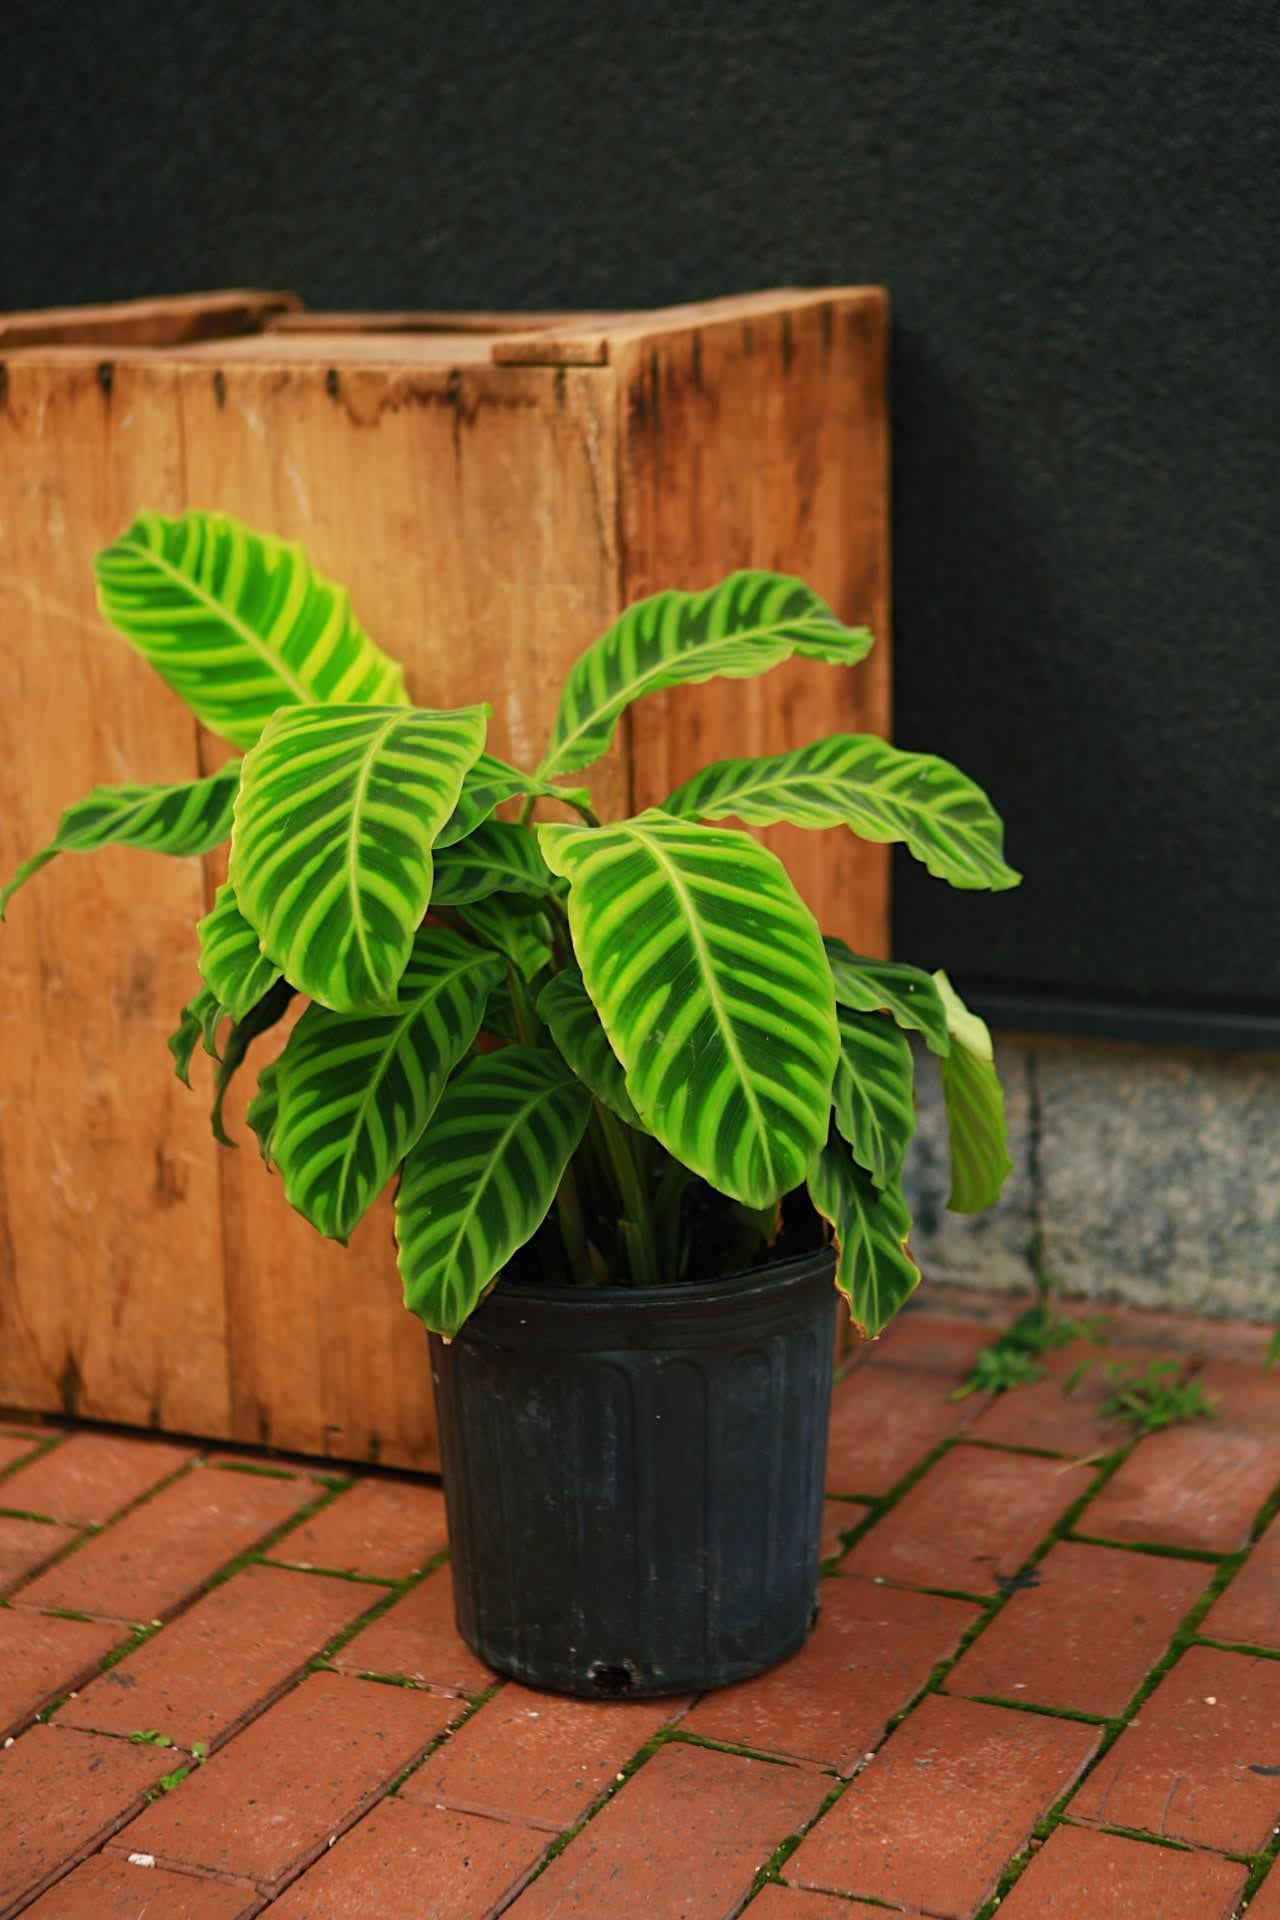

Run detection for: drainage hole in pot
[[590, 1663, 634, 1699]]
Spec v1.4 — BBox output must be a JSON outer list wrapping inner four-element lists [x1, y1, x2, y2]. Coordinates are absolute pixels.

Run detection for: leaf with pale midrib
[[539, 573, 873, 780], [95, 510, 407, 749], [808, 1133, 920, 1336], [824, 939, 951, 1057], [832, 1007, 915, 1188], [396, 1046, 592, 1337], [272, 926, 503, 1241], [538, 968, 641, 1127], [230, 702, 488, 1012], [2, 766, 239, 921], [663, 734, 1019, 892], [197, 882, 282, 1021], [431, 821, 550, 906], [539, 810, 838, 1207]]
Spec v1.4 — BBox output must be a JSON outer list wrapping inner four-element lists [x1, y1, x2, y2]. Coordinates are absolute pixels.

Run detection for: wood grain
[[615, 289, 892, 960], [0, 290, 887, 1460], [0, 290, 299, 350], [0, 359, 232, 1435]]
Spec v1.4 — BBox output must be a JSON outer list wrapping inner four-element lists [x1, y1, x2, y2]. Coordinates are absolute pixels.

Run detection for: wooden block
[[0, 289, 299, 350], [0, 289, 889, 1465]]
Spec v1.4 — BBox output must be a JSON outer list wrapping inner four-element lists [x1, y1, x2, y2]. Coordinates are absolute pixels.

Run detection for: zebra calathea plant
[[3, 511, 1019, 1341]]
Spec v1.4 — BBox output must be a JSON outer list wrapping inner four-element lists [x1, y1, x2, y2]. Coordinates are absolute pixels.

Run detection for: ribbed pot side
[[429, 1246, 837, 1698]]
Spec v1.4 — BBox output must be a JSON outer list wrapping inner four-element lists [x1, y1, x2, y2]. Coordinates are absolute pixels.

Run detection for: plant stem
[[594, 1103, 661, 1288], [553, 1160, 595, 1288]]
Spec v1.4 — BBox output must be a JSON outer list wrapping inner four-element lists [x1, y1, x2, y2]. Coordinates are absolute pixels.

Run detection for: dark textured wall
[[6, 1, 1278, 1019]]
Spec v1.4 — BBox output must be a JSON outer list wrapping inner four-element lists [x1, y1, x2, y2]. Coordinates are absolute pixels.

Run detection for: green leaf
[[197, 882, 283, 1021], [2, 766, 239, 921], [209, 981, 295, 1148], [168, 986, 225, 1086], [245, 1059, 281, 1167], [396, 1047, 592, 1337], [230, 703, 489, 1012], [431, 822, 551, 907], [456, 897, 553, 981], [436, 753, 592, 848], [934, 971, 1013, 1212], [272, 927, 504, 1241], [832, 1008, 916, 1188], [540, 811, 838, 1208], [663, 734, 1019, 891], [537, 968, 641, 1127], [807, 1134, 920, 1336], [824, 938, 951, 1057], [539, 573, 873, 780], [95, 510, 407, 750]]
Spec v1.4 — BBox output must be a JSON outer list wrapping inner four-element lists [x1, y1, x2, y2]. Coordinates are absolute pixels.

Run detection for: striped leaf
[[436, 754, 592, 848], [168, 986, 225, 1087], [197, 882, 282, 1021], [456, 897, 553, 981], [934, 972, 1013, 1212], [539, 811, 838, 1208], [539, 573, 873, 780], [208, 981, 295, 1148], [2, 765, 238, 921], [808, 1134, 920, 1336], [271, 927, 503, 1241], [431, 822, 551, 907], [95, 510, 406, 750], [537, 968, 641, 1127], [824, 939, 951, 1057], [230, 703, 488, 1012], [396, 1046, 592, 1337], [832, 1007, 916, 1188], [663, 735, 1019, 891], [245, 1060, 281, 1167]]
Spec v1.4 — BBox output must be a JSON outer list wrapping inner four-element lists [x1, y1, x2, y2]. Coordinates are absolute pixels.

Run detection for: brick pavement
[[0, 1292, 1276, 1919]]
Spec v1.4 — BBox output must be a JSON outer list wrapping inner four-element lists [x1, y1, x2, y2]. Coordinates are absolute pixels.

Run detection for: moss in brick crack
[[952, 1305, 1110, 1402]]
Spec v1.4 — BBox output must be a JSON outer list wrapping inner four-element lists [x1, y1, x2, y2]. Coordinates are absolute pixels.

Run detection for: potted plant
[[3, 510, 1018, 1697]]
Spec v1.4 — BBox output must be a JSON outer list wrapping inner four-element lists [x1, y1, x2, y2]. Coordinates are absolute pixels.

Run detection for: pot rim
[[482, 1240, 835, 1318]]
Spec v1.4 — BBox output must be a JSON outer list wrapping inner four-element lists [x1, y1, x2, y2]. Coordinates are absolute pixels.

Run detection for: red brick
[[115, 1671, 458, 1889], [505, 1741, 828, 1918], [1245, 1862, 1280, 1920], [14, 1465, 315, 1621], [331, 1566, 493, 1696], [0, 1432, 196, 1526], [1202, 1513, 1280, 1647], [858, 1311, 999, 1378], [266, 1477, 448, 1579], [819, 1500, 865, 1561], [270, 1795, 548, 1919], [0, 1607, 127, 1738], [748, 1890, 865, 1920], [968, 1342, 1173, 1457], [0, 1433, 43, 1474], [404, 1683, 682, 1831], [843, 1446, 1094, 1593], [826, 1366, 984, 1497], [1070, 1644, 1280, 1853], [0, 1725, 169, 1912], [1080, 1361, 1280, 1553], [995, 1823, 1248, 1919], [684, 1576, 978, 1771], [60, 1561, 378, 1749], [947, 1540, 1210, 1717], [0, 1513, 78, 1592], [22, 1851, 260, 1919], [786, 1695, 1098, 1917]]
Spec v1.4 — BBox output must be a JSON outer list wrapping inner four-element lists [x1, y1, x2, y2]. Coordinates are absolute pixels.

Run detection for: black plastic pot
[[429, 1245, 837, 1698]]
